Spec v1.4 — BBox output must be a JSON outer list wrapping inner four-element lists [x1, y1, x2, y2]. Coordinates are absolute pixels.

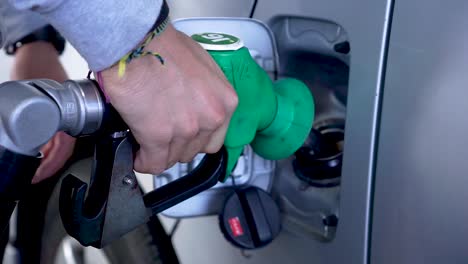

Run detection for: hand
[[101, 24, 238, 174], [32, 132, 76, 184]]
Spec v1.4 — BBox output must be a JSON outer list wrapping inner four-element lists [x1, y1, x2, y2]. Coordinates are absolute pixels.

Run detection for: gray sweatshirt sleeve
[[8, 0, 163, 71]]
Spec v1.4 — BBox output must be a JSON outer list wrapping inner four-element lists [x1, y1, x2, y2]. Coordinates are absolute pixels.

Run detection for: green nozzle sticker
[[192, 33, 244, 51]]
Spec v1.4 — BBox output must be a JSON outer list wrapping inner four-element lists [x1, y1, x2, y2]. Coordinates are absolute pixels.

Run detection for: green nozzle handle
[[192, 33, 315, 181]]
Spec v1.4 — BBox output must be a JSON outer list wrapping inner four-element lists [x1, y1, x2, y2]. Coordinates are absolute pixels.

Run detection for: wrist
[[100, 3, 172, 81], [116, 0, 171, 77], [100, 23, 175, 83]]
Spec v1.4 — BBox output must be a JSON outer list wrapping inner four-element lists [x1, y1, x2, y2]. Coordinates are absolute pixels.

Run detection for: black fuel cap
[[219, 186, 281, 249]]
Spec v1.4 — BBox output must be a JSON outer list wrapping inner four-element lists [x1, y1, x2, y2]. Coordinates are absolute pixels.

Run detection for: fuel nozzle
[[0, 79, 105, 156], [192, 33, 315, 180], [0, 78, 106, 235]]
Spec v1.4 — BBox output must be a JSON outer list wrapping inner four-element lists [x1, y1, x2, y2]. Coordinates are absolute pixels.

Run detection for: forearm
[[9, 0, 163, 71], [10, 42, 67, 81]]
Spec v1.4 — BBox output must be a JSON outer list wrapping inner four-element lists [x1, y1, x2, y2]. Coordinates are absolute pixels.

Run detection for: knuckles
[[133, 79, 239, 173], [178, 118, 200, 139], [225, 88, 239, 114], [150, 126, 174, 145], [206, 107, 226, 130]]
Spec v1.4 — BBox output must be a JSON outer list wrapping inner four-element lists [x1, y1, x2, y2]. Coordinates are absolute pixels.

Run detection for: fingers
[[134, 114, 228, 174], [33, 139, 57, 183], [177, 130, 212, 163], [134, 127, 208, 173], [40, 140, 54, 158], [134, 143, 170, 174], [202, 84, 238, 154], [167, 110, 200, 164], [32, 133, 76, 184], [203, 119, 230, 154], [134, 86, 237, 174]]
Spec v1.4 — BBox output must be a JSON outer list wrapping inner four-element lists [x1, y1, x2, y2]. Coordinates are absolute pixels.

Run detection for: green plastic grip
[[192, 33, 315, 181]]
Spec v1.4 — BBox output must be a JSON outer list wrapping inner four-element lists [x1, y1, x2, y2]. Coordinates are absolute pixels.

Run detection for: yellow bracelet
[[118, 17, 169, 77]]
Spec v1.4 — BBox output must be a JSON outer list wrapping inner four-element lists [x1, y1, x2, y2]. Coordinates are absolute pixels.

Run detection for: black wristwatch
[[5, 25, 66, 55]]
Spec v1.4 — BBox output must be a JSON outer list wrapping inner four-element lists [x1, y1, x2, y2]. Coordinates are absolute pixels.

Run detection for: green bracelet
[[118, 17, 169, 77]]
